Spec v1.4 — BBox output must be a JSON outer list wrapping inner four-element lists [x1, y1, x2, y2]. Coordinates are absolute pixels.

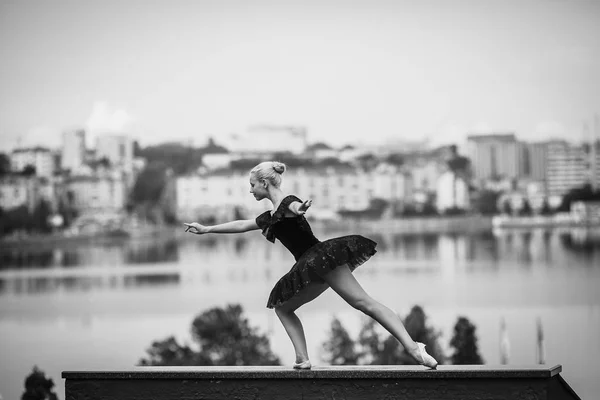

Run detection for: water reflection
[[126, 239, 179, 264], [0, 273, 181, 295], [1, 227, 599, 295]]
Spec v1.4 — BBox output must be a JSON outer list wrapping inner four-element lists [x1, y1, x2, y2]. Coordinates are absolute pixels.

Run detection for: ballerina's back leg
[[322, 264, 438, 368]]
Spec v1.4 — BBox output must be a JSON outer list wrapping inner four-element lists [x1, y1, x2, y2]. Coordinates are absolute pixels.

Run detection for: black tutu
[[266, 234, 377, 308]]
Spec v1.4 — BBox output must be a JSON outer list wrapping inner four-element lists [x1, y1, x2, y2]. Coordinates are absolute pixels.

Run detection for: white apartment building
[[0, 176, 56, 211], [410, 159, 445, 193], [176, 166, 413, 221], [546, 141, 590, 196], [436, 171, 470, 212], [95, 134, 134, 172], [62, 129, 86, 172], [64, 175, 126, 212], [0, 176, 33, 210], [10, 147, 55, 177], [467, 134, 520, 182]]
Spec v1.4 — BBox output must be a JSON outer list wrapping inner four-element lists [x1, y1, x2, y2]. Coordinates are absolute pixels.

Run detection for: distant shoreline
[[7, 214, 599, 248], [0, 215, 494, 248]]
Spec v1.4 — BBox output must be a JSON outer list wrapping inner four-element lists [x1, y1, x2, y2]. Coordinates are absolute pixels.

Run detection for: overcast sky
[[0, 0, 599, 151]]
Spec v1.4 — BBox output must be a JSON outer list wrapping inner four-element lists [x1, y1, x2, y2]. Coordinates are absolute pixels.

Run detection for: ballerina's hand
[[297, 199, 312, 215], [184, 222, 208, 234]]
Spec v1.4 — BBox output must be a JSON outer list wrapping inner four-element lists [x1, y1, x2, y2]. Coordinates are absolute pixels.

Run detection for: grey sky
[[0, 0, 599, 151]]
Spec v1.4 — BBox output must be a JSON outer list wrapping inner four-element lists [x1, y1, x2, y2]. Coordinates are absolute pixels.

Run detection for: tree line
[[19, 303, 483, 400]]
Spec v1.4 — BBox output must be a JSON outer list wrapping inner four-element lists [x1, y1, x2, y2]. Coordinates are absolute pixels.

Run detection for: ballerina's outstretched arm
[[184, 219, 260, 235]]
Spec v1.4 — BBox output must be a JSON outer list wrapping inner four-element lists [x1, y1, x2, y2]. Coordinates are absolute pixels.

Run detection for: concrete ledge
[[63, 365, 581, 400], [63, 364, 562, 380]]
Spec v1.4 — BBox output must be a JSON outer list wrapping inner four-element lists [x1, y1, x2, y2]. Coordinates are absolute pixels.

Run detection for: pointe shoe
[[293, 360, 312, 370], [416, 342, 438, 369]]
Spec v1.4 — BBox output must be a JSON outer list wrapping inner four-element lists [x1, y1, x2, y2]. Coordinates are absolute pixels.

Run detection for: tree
[[22, 164, 36, 176], [356, 153, 379, 171], [322, 317, 359, 365], [137, 143, 204, 175], [326, 306, 446, 366], [556, 183, 600, 212], [21, 366, 59, 400], [0, 205, 31, 235], [131, 162, 168, 205], [32, 199, 52, 233], [138, 336, 210, 366], [539, 198, 552, 215], [474, 190, 500, 215], [191, 304, 280, 366], [520, 199, 532, 216], [402, 305, 445, 365], [385, 153, 404, 167], [139, 304, 280, 366], [356, 318, 382, 364], [449, 317, 484, 365], [0, 152, 10, 176]]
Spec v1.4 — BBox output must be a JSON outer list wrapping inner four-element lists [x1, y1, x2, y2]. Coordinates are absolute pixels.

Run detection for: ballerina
[[184, 161, 438, 370]]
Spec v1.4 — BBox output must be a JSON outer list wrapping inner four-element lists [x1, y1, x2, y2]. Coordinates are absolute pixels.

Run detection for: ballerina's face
[[249, 174, 268, 200]]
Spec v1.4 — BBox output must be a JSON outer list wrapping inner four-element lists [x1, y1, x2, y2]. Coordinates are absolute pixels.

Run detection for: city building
[[546, 140, 590, 196], [527, 142, 548, 181], [591, 139, 600, 191], [0, 175, 55, 211], [176, 165, 413, 221], [10, 147, 55, 177], [467, 133, 520, 183], [63, 174, 127, 213], [61, 129, 86, 172], [436, 171, 470, 212], [409, 159, 445, 194], [95, 134, 134, 172]]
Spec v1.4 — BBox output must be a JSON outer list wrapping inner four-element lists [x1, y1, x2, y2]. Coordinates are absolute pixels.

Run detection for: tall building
[[591, 116, 600, 191], [466, 134, 520, 182], [546, 140, 589, 196], [527, 142, 548, 181], [61, 129, 86, 172], [10, 147, 55, 177], [95, 134, 134, 172], [590, 140, 600, 191]]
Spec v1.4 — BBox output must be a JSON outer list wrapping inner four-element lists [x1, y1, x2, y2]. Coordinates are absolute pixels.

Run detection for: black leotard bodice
[[255, 195, 320, 261]]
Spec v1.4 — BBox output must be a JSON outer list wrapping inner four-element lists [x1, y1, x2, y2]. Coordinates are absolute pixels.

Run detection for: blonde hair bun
[[272, 161, 286, 174], [250, 161, 287, 188]]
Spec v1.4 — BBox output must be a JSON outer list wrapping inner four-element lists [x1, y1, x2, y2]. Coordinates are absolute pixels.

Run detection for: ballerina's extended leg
[[322, 264, 438, 369]]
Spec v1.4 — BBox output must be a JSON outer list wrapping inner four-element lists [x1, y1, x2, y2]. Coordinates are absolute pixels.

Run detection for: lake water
[[1, 225, 599, 399]]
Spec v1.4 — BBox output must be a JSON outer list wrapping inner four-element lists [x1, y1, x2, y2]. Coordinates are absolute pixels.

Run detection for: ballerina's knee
[[348, 297, 379, 317]]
